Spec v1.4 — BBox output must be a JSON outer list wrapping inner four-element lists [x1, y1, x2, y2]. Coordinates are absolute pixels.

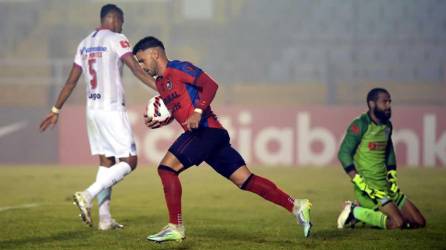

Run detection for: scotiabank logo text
[[129, 107, 446, 167]]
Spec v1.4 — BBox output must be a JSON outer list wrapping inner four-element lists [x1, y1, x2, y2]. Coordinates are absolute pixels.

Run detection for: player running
[[337, 88, 426, 230], [39, 4, 157, 230], [132, 36, 312, 242]]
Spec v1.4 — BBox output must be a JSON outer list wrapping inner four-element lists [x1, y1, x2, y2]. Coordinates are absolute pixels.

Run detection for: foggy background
[[0, 0, 445, 166]]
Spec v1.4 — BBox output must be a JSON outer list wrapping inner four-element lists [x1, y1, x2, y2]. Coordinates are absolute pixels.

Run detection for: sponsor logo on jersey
[[80, 46, 107, 55], [88, 93, 102, 100], [87, 52, 103, 59], [163, 92, 180, 105], [368, 141, 387, 151]]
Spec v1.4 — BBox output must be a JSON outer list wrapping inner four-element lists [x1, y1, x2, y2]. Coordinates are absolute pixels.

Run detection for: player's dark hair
[[100, 4, 123, 20], [133, 36, 165, 54], [367, 88, 389, 109]]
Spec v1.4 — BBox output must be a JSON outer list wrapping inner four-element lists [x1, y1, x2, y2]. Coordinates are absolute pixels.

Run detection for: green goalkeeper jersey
[[338, 112, 396, 190]]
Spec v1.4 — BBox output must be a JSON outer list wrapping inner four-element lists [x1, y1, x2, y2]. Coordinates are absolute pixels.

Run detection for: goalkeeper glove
[[387, 170, 400, 194], [352, 174, 386, 200]]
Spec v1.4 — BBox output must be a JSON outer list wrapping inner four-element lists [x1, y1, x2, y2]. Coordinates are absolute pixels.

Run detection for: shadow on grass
[[309, 228, 355, 241], [0, 230, 92, 249], [146, 240, 195, 250], [190, 226, 298, 247]]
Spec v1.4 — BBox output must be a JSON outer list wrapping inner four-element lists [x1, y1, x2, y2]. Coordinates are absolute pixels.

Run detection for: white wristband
[[51, 106, 60, 114], [194, 108, 203, 114]]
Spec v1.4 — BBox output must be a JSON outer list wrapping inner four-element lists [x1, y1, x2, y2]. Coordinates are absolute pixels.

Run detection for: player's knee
[[414, 215, 426, 228], [99, 156, 115, 167], [387, 216, 404, 229], [157, 165, 178, 176], [239, 174, 254, 190]]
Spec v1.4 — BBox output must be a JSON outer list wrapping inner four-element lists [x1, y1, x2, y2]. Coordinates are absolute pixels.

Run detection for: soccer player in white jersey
[[39, 4, 157, 230]]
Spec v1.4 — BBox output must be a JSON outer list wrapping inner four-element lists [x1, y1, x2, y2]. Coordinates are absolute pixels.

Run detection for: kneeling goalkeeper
[[337, 88, 426, 230]]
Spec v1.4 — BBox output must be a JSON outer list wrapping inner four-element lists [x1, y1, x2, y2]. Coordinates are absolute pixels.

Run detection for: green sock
[[353, 206, 387, 229]]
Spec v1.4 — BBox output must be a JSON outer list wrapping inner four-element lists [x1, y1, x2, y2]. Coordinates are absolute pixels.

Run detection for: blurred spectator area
[[0, 0, 445, 107]]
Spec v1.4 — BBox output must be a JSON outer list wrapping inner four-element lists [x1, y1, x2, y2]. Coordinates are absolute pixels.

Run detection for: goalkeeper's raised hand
[[352, 174, 386, 200], [387, 170, 400, 194]]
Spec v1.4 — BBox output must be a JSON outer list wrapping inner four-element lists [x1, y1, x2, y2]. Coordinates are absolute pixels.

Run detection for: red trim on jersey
[[194, 72, 218, 110], [206, 117, 222, 129]]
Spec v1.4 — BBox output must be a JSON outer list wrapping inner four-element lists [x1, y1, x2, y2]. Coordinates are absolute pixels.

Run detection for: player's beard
[[374, 107, 391, 122]]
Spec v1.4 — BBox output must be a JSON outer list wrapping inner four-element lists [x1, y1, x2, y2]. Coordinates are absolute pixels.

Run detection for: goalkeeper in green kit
[[337, 88, 426, 230]]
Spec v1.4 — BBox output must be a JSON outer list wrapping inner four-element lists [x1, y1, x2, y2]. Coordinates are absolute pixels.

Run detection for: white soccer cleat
[[73, 191, 92, 227], [293, 199, 312, 238], [147, 223, 185, 243], [337, 200, 355, 229], [99, 218, 124, 231]]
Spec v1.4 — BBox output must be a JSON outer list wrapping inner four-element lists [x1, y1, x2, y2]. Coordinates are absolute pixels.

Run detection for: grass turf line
[[0, 165, 445, 249]]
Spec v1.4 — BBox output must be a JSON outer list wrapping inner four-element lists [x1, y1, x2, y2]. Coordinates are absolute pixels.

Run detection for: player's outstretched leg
[[95, 167, 124, 230], [292, 199, 312, 237], [337, 200, 404, 230], [147, 165, 185, 243], [233, 167, 312, 238], [97, 187, 124, 230], [337, 201, 357, 229], [337, 200, 387, 229], [73, 156, 136, 227], [73, 191, 93, 226], [147, 223, 185, 243]]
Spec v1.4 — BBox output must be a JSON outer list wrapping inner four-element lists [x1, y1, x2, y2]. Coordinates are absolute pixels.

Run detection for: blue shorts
[[168, 128, 246, 178]]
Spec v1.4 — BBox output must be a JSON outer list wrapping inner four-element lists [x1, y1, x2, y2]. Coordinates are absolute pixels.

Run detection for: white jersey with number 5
[[74, 29, 132, 111]]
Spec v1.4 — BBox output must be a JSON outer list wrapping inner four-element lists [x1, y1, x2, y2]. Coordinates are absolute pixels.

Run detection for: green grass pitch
[[0, 166, 445, 249]]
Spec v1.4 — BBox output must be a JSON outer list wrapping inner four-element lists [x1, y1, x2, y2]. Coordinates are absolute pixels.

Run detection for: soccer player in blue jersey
[[133, 36, 313, 242]]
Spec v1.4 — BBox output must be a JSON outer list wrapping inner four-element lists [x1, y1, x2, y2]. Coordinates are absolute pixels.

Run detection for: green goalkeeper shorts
[[353, 186, 407, 210]]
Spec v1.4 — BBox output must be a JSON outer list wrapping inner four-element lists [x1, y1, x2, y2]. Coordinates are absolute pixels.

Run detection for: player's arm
[[39, 64, 82, 132], [338, 119, 363, 176], [183, 71, 218, 130], [111, 34, 157, 91], [192, 72, 218, 111], [121, 53, 157, 91], [385, 124, 399, 193], [338, 119, 386, 200]]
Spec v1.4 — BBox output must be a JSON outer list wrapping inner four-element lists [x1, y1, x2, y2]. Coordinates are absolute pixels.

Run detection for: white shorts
[[86, 109, 137, 158]]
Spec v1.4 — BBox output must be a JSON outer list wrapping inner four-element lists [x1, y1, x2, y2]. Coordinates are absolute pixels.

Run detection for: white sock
[[96, 166, 112, 222], [85, 162, 132, 203]]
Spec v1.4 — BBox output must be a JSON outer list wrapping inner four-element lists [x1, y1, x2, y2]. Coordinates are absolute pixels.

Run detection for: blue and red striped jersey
[[155, 60, 222, 131]]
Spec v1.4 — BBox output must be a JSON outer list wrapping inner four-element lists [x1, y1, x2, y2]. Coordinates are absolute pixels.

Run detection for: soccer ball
[[145, 95, 172, 122]]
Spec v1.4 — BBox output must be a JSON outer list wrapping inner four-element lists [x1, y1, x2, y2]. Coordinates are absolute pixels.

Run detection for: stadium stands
[[0, 0, 444, 106]]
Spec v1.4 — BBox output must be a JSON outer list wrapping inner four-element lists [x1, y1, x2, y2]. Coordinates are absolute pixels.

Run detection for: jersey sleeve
[[193, 71, 218, 110], [338, 118, 366, 173], [386, 123, 397, 170], [109, 33, 132, 58], [177, 61, 203, 84], [73, 42, 83, 67], [176, 62, 217, 110]]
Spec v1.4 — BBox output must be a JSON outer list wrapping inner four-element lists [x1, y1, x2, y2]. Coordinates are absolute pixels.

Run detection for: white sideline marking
[[0, 121, 27, 139], [0, 203, 40, 212]]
